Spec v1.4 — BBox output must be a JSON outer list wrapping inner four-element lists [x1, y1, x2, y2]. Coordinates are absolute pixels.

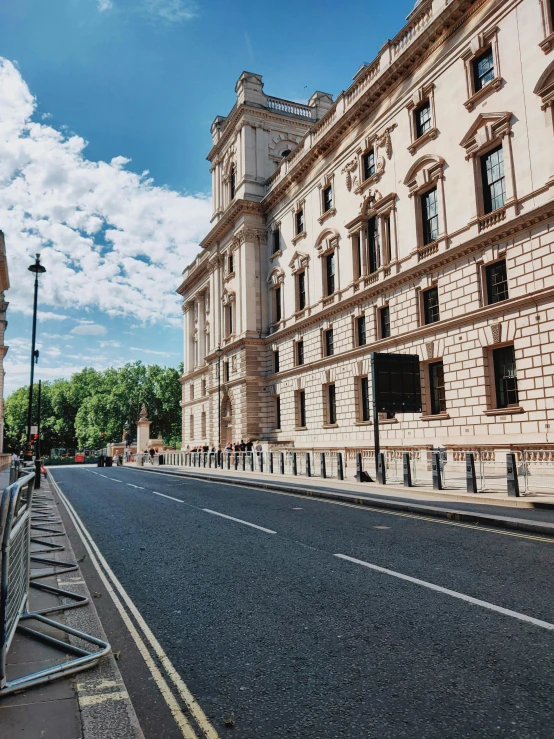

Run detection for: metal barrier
[[0, 469, 110, 695]]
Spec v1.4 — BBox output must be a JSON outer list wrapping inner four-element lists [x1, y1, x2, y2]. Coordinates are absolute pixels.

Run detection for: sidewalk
[[133, 463, 554, 537], [0, 475, 142, 739]]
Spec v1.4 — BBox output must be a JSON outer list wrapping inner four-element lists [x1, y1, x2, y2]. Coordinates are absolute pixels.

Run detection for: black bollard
[[355, 452, 363, 482], [280, 452, 285, 475], [337, 452, 344, 481], [431, 451, 443, 490], [306, 453, 311, 477], [292, 453, 297, 476], [466, 453, 477, 494], [403, 452, 412, 487], [227, 453, 231, 470], [507, 453, 520, 497], [259, 453, 264, 473], [377, 452, 386, 485], [320, 453, 326, 479], [234, 453, 239, 471], [242, 453, 246, 472], [269, 453, 274, 474]]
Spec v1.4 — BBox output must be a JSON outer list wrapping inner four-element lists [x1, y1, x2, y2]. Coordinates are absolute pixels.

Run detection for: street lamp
[[25, 254, 46, 462], [216, 346, 223, 457]]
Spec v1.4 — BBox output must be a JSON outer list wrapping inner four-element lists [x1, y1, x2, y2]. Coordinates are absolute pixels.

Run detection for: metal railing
[[0, 467, 110, 695]]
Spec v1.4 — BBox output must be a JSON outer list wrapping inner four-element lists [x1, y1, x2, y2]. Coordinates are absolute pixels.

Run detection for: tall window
[[225, 304, 233, 336], [421, 188, 439, 245], [473, 47, 495, 92], [229, 165, 236, 200], [363, 149, 375, 180], [298, 271, 306, 310], [296, 209, 304, 235], [328, 384, 337, 425], [202, 379, 207, 396], [297, 340, 304, 366], [486, 260, 509, 305], [275, 396, 281, 429], [228, 253, 234, 275], [353, 234, 362, 280], [368, 216, 380, 274], [325, 328, 334, 357], [380, 305, 391, 338], [298, 390, 306, 428], [481, 146, 505, 214], [493, 346, 518, 408], [224, 361, 230, 382], [423, 287, 440, 325], [326, 252, 335, 295], [360, 377, 370, 422], [201, 411, 207, 437], [323, 185, 333, 213], [429, 361, 446, 415], [189, 414, 194, 437], [272, 228, 280, 254], [190, 383, 195, 401], [357, 316, 367, 346], [382, 214, 391, 265], [415, 101, 432, 138], [273, 350, 280, 374], [274, 287, 282, 323]]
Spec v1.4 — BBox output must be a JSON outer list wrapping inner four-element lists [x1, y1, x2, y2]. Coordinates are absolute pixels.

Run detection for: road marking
[[109, 478, 123, 483], [152, 491, 185, 503], [79, 689, 130, 707], [202, 509, 276, 534], [126, 483, 145, 489], [335, 553, 554, 632], [98, 474, 109, 479], [50, 475, 219, 739]]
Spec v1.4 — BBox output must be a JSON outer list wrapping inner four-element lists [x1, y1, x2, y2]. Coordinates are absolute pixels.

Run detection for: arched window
[[281, 149, 292, 158]]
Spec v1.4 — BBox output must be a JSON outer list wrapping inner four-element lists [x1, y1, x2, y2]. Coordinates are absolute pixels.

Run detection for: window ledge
[[539, 31, 554, 54], [354, 171, 382, 195], [322, 423, 339, 429], [478, 208, 506, 232], [270, 249, 282, 262], [223, 271, 235, 283], [291, 231, 307, 245], [294, 426, 307, 431], [355, 421, 372, 426], [420, 413, 450, 421], [408, 127, 439, 156], [418, 241, 440, 261], [484, 406, 525, 416], [379, 418, 399, 425], [464, 76, 503, 111], [318, 208, 337, 225]]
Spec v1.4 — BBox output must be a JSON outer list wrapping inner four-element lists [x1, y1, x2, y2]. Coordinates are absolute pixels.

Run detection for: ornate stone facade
[[179, 0, 554, 453]]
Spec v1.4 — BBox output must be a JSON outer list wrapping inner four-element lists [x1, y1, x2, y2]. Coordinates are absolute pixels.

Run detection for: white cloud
[[70, 323, 107, 336], [129, 346, 174, 357], [97, 0, 113, 11], [0, 58, 211, 331], [99, 339, 121, 348], [141, 0, 198, 23]]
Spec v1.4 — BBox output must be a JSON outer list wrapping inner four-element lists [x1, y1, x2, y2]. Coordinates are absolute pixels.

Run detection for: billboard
[[371, 352, 422, 413]]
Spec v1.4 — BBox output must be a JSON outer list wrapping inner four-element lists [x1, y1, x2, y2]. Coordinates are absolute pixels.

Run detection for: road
[[51, 465, 554, 739]]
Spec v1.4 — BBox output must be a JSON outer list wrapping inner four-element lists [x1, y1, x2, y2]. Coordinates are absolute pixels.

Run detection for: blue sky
[[0, 0, 414, 396]]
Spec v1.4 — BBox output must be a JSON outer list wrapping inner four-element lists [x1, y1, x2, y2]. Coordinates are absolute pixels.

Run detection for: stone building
[[0, 232, 9, 453], [178, 0, 554, 456]]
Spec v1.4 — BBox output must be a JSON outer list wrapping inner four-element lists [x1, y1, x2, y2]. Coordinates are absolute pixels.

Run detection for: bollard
[[403, 452, 412, 487], [320, 453, 326, 479], [507, 453, 520, 497], [280, 452, 285, 475], [431, 451, 443, 490], [355, 452, 363, 482], [242, 453, 246, 472], [218, 451, 222, 468], [306, 453, 311, 478], [337, 452, 344, 481], [34, 459, 42, 489], [377, 453, 386, 485], [269, 453, 274, 474], [259, 454, 264, 473], [227, 453, 231, 470], [234, 453, 239, 471], [249, 452, 254, 472], [292, 453, 297, 476], [466, 453, 477, 494]]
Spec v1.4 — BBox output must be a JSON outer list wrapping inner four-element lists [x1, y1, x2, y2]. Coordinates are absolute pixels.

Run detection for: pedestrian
[[149, 447, 155, 464], [11, 451, 18, 464]]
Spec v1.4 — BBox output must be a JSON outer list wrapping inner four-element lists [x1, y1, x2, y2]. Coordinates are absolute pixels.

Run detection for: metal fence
[[0, 464, 110, 695]]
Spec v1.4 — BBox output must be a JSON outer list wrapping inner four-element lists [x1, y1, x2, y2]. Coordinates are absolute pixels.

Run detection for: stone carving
[[491, 323, 502, 344], [426, 341, 434, 359], [341, 158, 358, 192], [139, 403, 148, 420]]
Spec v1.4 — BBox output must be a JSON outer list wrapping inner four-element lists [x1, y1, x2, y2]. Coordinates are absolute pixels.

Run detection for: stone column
[[198, 293, 206, 364]]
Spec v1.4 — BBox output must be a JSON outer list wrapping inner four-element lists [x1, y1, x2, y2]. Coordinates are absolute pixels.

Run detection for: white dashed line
[[126, 484, 145, 490], [109, 478, 123, 483], [334, 554, 554, 632], [152, 491, 185, 503], [202, 509, 276, 534]]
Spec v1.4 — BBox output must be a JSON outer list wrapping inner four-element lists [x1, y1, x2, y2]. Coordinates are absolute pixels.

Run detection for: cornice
[[200, 199, 264, 251]]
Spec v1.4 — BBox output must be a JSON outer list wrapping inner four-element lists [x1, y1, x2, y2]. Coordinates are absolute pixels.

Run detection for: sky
[[0, 0, 415, 397]]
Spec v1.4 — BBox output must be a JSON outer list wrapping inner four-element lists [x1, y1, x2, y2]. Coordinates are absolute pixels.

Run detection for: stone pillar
[[198, 293, 206, 364], [136, 404, 152, 454]]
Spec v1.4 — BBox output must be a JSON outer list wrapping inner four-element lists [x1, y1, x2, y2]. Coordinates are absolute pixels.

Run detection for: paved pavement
[[51, 465, 554, 738]]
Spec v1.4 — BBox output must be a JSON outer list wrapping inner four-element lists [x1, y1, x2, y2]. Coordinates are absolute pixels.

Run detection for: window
[[298, 271, 306, 311], [326, 252, 335, 295], [272, 228, 280, 254], [486, 260, 509, 305], [298, 390, 306, 428], [421, 188, 439, 245], [189, 414, 194, 437], [429, 361, 446, 415], [363, 149, 375, 180], [380, 306, 391, 339], [281, 149, 291, 158], [481, 146, 505, 214], [382, 214, 391, 266], [353, 234, 362, 280], [228, 253, 234, 275], [273, 350, 280, 374], [202, 379, 207, 396], [201, 411, 207, 438], [323, 185, 333, 213], [473, 47, 495, 92], [274, 287, 282, 323], [415, 101, 432, 139], [224, 361, 230, 382], [423, 287, 440, 325], [190, 383, 195, 401], [328, 384, 337, 425], [296, 340, 304, 366], [275, 396, 281, 429], [230, 166, 236, 200], [357, 316, 367, 347], [325, 328, 334, 357], [296, 209, 304, 235], [225, 304, 233, 336], [493, 345, 518, 408], [368, 217, 380, 274], [360, 377, 371, 422]]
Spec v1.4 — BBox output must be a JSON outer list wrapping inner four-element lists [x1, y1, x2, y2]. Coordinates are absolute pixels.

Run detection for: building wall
[[179, 0, 554, 452]]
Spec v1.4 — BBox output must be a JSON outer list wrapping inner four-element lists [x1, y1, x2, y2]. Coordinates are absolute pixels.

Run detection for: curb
[[134, 466, 554, 538]]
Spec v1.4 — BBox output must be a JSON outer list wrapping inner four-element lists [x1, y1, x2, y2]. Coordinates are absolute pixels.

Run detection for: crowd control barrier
[[0, 467, 110, 695]]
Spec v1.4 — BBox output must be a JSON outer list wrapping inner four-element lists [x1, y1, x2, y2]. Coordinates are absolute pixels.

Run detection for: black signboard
[[371, 352, 422, 413]]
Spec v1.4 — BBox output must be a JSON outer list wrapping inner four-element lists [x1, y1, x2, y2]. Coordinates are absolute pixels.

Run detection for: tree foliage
[[4, 362, 183, 454]]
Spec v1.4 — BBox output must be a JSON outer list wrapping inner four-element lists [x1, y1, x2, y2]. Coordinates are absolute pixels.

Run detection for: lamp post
[[25, 254, 46, 462], [216, 346, 223, 455]]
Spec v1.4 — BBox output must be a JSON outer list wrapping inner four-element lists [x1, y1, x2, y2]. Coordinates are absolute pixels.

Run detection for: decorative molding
[[425, 341, 435, 360], [404, 155, 445, 196], [534, 59, 554, 109], [491, 323, 502, 344], [459, 112, 513, 158], [267, 266, 285, 287], [289, 251, 310, 274], [341, 158, 358, 192]]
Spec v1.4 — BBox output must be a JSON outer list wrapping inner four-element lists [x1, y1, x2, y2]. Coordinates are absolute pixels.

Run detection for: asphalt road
[[51, 465, 554, 739]]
